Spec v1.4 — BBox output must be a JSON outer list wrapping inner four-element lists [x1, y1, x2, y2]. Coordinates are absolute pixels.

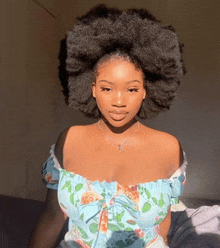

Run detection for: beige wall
[[1, 0, 219, 201]]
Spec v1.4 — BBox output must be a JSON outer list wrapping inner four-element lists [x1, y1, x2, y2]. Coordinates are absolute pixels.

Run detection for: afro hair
[[59, 4, 186, 119]]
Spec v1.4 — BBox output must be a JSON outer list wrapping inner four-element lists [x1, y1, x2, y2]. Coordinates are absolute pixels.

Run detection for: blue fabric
[[42, 145, 187, 247]]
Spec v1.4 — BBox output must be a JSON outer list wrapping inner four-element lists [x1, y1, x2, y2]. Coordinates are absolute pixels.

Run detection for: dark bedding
[[0, 195, 219, 248]]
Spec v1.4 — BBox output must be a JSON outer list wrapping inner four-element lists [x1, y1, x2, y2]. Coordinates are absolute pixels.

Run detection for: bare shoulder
[[67, 123, 96, 140], [54, 125, 94, 166], [141, 125, 183, 173]]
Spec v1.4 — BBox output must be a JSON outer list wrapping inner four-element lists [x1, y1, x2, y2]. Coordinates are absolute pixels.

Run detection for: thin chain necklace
[[98, 120, 140, 152]]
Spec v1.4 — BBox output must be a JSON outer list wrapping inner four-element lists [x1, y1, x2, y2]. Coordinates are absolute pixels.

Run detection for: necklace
[[98, 120, 140, 152]]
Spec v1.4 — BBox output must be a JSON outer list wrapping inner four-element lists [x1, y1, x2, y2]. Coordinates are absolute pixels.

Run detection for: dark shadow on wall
[[58, 37, 69, 105]]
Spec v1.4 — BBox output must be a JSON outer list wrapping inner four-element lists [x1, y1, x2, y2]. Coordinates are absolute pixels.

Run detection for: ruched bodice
[[42, 145, 187, 247]]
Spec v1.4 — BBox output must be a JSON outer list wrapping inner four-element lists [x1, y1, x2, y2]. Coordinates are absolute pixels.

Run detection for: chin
[[105, 117, 135, 128]]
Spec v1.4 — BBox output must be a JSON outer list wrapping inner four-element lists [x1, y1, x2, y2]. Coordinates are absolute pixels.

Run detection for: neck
[[99, 117, 138, 136]]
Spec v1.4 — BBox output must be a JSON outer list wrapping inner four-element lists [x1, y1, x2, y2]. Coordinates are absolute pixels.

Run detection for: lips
[[109, 111, 128, 120]]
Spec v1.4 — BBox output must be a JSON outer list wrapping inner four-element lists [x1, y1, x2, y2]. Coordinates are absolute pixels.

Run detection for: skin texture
[[92, 58, 146, 132]]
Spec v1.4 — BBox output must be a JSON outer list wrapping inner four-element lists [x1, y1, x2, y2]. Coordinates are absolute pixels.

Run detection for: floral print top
[[42, 145, 187, 248]]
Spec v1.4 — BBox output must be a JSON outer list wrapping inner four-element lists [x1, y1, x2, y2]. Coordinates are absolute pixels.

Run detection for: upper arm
[[54, 127, 71, 169], [162, 133, 184, 177], [159, 207, 171, 245], [44, 189, 67, 221]]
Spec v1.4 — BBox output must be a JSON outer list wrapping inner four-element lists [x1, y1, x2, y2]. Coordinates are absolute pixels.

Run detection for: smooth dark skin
[[28, 59, 183, 247]]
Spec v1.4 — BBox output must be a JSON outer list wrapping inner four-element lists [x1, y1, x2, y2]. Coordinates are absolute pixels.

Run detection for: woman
[[28, 4, 187, 248]]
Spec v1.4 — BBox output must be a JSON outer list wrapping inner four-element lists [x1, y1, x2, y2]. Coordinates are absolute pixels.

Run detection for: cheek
[[95, 95, 109, 110], [129, 96, 144, 109]]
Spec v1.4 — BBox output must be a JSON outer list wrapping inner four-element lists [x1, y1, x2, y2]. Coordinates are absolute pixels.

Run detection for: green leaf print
[[68, 185, 72, 193], [70, 193, 74, 205], [115, 211, 125, 223], [80, 213, 84, 221], [155, 218, 163, 225], [89, 223, 99, 234], [101, 193, 106, 198], [75, 183, 83, 191], [142, 202, 152, 213], [118, 223, 125, 228], [124, 227, 133, 232], [86, 240, 93, 246], [160, 193, 164, 200], [158, 211, 166, 216], [61, 180, 71, 190], [61, 170, 68, 181], [77, 226, 89, 239], [108, 223, 120, 232], [152, 197, 157, 205], [144, 188, 151, 199], [158, 199, 165, 208]]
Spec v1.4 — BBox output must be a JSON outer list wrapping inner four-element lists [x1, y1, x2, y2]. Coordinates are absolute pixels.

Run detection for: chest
[[63, 138, 170, 185]]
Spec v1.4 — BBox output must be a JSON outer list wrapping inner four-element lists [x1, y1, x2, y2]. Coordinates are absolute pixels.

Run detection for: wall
[[1, 0, 219, 201]]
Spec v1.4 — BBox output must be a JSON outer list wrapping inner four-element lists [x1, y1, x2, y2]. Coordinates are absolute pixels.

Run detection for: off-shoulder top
[[42, 145, 187, 248]]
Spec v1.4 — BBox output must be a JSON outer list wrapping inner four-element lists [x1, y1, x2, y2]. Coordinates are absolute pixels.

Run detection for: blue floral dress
[[42, 145, 187, 248]]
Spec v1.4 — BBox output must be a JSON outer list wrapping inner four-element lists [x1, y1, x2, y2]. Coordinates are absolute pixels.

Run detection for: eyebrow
[[97, 80, 141, 84]]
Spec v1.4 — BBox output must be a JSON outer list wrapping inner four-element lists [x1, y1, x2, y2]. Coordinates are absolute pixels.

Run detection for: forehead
[[95, 58, 144, 81]]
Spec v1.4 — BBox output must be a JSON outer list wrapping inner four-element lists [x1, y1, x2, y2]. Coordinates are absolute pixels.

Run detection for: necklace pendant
[[119, 144, 122, 151]]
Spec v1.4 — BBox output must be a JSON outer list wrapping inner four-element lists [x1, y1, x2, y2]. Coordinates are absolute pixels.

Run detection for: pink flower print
[[154, 216, 161, 234], [117, 184, 140, 204], [155, 216, 160, 221], [182, 178, 186, 186], [59, 203, 69, 218], [65, 225, 82, 241], [130, 185, 138, 191], [154, 224, 160, 234], [75, 239, 90, 248], [81, 190, 103, 205], [44, 172, 58, 184], [99, 208, 108, 233], [109, 197, 115, 206], [134, 228, 145, 238]]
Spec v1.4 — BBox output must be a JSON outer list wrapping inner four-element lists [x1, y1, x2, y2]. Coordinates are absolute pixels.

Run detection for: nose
[[111, 91, 126, 107]]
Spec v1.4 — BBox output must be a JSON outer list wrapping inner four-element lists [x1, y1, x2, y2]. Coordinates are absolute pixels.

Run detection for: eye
[[128, 88, 139, 93], [101, 87, 112, 92]]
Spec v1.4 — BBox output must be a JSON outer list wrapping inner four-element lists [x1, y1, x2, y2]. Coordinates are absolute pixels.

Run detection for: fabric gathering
[[42, 145, 187, 247]]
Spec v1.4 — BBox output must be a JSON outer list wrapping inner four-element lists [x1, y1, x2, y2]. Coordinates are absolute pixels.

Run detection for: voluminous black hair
[[60, 4, 186, 119]]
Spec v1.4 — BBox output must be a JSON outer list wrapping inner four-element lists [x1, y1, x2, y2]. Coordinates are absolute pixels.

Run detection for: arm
[[28, 189, 67, 248], [159, 135, 183, 245], [159, 207, 171, 246], [29, 129, 71, 247]]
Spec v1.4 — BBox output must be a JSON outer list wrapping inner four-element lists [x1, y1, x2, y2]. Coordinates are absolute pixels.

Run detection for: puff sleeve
[[42, 145, 61, 190], [169, 152, 187, 204]]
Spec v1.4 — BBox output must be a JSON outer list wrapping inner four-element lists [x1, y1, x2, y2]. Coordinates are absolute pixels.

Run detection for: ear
[[143, 88, 147, 100], [92, 82, 96, 98]]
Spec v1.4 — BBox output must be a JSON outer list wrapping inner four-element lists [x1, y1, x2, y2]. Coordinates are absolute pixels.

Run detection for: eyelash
[[129, 88, 139, 92], [100, 88, 139, 92], [101, 87, 111, 92]]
